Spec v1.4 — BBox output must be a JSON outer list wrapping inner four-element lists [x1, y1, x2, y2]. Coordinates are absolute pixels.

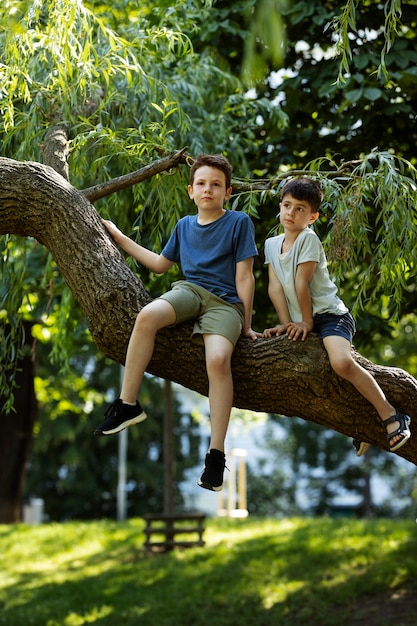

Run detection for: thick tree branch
[[81, 147, 190, 201], [1, 156, 416, 466]]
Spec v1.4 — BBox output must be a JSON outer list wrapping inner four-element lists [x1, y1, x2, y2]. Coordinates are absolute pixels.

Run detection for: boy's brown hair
[[190, 154, 233, 189], [281, 177, 323, 213]]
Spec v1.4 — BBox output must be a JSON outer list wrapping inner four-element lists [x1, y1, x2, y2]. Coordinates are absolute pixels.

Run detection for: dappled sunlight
[[1, 517, 417, 625], [260, 580, 305, 609], [62, 605, 113, 625]]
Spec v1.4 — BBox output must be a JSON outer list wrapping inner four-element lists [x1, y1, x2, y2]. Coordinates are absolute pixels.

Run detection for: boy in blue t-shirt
[[263, 176, 411, 455], [94, 154, 261, 491]]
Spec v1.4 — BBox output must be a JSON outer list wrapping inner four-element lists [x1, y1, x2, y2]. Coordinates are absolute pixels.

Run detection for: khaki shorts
[[159, 280, 244, 346]]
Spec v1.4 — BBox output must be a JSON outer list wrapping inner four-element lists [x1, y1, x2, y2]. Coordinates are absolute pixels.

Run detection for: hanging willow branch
[[79, 145, 417, 323], [332, 0, 404, 82], [80, 146, 417, 321]]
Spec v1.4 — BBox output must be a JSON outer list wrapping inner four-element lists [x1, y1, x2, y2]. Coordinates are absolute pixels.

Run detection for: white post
[[218, 448, 248, 518], [117, 365, 128, 521], [227, 453, 236, 514], [117, 427, 128, 521]]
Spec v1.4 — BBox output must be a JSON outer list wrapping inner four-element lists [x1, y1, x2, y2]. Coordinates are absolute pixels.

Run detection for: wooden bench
[[143, 512, 206, 552]]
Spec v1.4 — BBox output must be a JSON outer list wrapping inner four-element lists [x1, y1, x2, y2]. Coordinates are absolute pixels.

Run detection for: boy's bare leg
[[323, 336, 403, 447], [120, 299, 176, 402], [203, 334, 235, 452]]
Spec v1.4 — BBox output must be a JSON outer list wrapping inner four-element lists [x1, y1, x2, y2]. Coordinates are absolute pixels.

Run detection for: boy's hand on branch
[[286, 321, 313, 342], [102, 219, 125, 244], [243, 327, 263, 341], [262, 324, 288, 338]]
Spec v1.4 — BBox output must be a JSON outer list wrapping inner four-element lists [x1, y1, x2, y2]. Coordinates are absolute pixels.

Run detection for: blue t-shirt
[[162, 210, 258, 304]]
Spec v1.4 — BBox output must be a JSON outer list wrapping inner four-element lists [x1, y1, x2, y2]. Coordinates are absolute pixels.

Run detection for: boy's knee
[[330, 355, 354, 378], [135, 306, 149, 324], [134, 300, 176, 333], [206, 351, 231, 374], [134, 305, 158, 331]]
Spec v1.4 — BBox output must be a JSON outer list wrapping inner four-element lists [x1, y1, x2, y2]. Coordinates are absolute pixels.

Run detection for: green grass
[[1, 516, 417, 625]]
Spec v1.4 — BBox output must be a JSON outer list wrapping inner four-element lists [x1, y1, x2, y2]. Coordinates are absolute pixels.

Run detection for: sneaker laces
[[103, 400, 120, 418]]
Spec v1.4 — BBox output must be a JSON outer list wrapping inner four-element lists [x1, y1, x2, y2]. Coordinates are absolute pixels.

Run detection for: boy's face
[[188, 165, 232, 212], [279, 193, 319, 233]]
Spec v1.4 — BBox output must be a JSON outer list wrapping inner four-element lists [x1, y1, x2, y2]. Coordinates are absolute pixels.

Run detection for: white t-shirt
[[264, 227, 348, 323]]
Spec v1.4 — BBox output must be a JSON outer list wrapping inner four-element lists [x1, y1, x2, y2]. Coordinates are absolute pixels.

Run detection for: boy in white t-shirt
[[263, 177, 411, 455]]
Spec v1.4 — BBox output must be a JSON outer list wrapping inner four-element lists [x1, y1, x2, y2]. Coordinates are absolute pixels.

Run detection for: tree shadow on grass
[[1, 518, 417, 626]]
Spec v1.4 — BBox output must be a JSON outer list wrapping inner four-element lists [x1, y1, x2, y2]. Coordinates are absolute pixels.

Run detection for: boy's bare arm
[[286, 261, 316, 341], [235, 258, 261, 339], [263, 265, 291, 337], [102, 219, 174, 274]]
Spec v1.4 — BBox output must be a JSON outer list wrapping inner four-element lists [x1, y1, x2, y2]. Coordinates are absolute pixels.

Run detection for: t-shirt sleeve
[[264, 238, 272, 264], [161, 221, 181, 262], [264, 235, 283, 265], [296, 231, 322, 265], [235, 214, 258, 262]]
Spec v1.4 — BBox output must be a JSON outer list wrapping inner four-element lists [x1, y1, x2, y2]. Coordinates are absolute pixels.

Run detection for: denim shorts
[[313, 311, 356, 343], [159, 280, 244, 346]]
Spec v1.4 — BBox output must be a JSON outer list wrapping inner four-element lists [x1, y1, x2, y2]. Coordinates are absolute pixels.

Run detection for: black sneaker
[[198, 449, 226, 491], [93, 399, 147, 436], [352, 439, 371, 457]]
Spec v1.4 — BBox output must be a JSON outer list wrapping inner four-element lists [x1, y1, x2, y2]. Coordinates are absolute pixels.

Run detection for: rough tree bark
[[1, 156, 416, 466]]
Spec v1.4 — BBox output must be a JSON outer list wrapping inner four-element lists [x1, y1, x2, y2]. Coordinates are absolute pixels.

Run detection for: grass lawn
[[1, 516, 417, 625]]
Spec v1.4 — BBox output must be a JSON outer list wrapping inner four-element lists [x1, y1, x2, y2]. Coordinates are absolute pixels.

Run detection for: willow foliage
[[312, 150, 417, 318], [332, 0, 405, 81]]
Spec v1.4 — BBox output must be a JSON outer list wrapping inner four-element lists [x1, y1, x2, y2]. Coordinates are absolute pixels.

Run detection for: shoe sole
[[197, 479, 223, 492], [94, 411, 147, 436], [355, 441, 371, 457]]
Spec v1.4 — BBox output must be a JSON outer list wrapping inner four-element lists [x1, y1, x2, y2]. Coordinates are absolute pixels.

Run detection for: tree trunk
[[1, 156, 417, 467], [0, 323, 37, 522]]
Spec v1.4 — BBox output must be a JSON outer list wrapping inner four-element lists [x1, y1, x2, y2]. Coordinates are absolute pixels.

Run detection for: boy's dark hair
[[281, 177, 323, 213], [190, 154, 233, 189]]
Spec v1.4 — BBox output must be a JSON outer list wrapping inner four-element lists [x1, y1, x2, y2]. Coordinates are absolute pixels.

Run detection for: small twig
[[232, 162, 363, 193]]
